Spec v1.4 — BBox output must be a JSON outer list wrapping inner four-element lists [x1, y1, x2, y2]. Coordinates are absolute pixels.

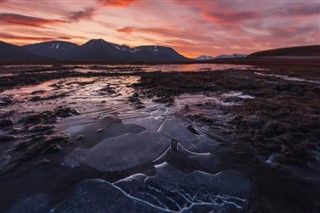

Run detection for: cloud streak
[[66, 7, 96, 22], [201, 11, 260, 25], [274, 3, 320, 17], [0, 13, 65, 27]]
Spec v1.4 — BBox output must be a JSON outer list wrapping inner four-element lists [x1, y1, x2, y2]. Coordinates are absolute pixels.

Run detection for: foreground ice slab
[[6, 193, 49, 213], [177, 143, 220, 171], [63, 132, 171, 172], [49, 162, 250, 213], [52, 179, 167, 213], [115, 162, 250, 212], [63, 113, 219, 172]]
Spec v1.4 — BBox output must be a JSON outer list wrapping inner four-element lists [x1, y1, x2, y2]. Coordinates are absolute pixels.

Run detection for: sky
[[0, 0, 319, 57]]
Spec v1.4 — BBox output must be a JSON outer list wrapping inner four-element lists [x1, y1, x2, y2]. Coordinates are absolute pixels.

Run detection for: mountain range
[[195, 55, 215, 61], [195, 54, 247, 61], [1, 40, 319, 63], [215, 54, 247, 59], [0, 39, 189, 63]]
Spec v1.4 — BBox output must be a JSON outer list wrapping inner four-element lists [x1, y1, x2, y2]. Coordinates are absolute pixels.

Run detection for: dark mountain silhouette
[[67, 39, 133, 61], [0, 41, 43, 61], [131, 45, 188, 62], [2, 39, 189, 62], [68, 39, 189, 62], [248, 45, 320, 57], [24, 41, 78, 60]]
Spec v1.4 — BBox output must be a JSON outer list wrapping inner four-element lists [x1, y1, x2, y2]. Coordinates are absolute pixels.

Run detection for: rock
[[0, 135, 15, 142], [75, 135, 84, 140], [31, 90, 46, 95], [45, 144, 62, 153], [34, 158, 51, 165], [0, 96, 13, 106], [187, 125, 199, 135], [0, 119, 13, 129], [28, 125, 55, 133]]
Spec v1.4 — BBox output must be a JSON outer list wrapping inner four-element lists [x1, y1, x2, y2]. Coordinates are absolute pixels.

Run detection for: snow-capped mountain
[[19, 39, 189, 62], [24, 41, 78, 60], [67, 39, 133, 61], [215, 54, 247, 59], [194, 55, 215, 61], [194, 54, 246, 61]]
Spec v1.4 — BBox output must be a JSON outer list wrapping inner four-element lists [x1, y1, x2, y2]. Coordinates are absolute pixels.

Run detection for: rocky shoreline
[[0, 62, 319, 212]]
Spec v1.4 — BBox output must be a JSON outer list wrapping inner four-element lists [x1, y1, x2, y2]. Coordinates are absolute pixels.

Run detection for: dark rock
[[0, 119, 13, 128], [187, 125, 199, 135], [0, 135, 15, 142], [45, 144, 62, 153], [0, 96, 13, 106], [31, 90, 46, 95]]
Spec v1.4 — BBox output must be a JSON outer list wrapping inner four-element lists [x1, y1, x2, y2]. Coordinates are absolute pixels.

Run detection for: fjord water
[[0, 64, 319, 213]]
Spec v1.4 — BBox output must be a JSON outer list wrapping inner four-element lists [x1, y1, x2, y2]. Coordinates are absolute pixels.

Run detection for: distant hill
[[215, 54, 247, 59], [248, 45, 320, 57], [0, 41, 43, 61], [194, 54, 246, 61], [1, 39, 190, 63], [195, 55, 215, 61]]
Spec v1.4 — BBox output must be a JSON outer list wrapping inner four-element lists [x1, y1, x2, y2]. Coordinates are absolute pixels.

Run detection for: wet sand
[[0, 62, 319, 212]]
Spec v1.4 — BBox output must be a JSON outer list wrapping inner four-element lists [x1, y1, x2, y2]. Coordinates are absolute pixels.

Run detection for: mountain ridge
[[248, 45, 320, 57], [0, 41, 43, 61], [14, 39, 189, 62]]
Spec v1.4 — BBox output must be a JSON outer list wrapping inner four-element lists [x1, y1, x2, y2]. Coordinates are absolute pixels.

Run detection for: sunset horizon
[[1, 0, 319, 58]]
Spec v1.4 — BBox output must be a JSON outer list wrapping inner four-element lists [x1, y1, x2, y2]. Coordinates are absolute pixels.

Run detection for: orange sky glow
[[0, 0, 319, 58]]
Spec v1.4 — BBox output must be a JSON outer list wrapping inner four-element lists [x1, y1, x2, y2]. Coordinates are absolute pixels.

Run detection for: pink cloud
[[0, 13, 65, 27], [201, 10, 260, 25], [66, 7, 96, 22], [117, 26, 134, 34]]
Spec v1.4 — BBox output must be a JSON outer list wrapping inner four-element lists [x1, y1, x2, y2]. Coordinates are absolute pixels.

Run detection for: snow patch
[[113, 44, 120, 50], [131, 48, 140, 53]]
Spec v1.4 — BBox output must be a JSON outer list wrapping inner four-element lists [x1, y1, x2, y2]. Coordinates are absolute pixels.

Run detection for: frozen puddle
[[62, 92, 248, 173], [63, 115, 219, 172], [8, 162, 250, 213], [63, 132, 171, 172], [255, 72, 320, 84]]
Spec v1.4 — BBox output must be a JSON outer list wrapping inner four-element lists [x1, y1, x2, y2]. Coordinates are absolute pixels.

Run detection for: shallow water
[[0, 63, 263, 77]]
